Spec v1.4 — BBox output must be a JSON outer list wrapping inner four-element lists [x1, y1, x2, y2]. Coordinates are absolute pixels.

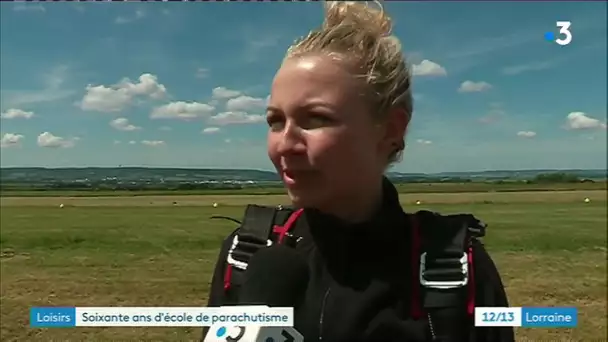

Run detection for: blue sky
[[1, 1, 606, 173]]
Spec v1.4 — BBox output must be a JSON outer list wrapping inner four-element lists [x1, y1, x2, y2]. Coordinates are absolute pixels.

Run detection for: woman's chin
[[286, 189, 320, 208]]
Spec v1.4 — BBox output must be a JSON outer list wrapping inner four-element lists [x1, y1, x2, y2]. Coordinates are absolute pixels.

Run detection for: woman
[[204, 2, 515, 341]]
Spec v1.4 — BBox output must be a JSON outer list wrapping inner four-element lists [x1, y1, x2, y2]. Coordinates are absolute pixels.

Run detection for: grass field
[[1, 189, 606, 341]]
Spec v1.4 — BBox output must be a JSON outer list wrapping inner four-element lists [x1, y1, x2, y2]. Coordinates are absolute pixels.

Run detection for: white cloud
[[444, 29, 540, 60], [412, 60, 447, 77], [226, 95, 266, 112], [80, 86, 131, 112], [248, 36, 279, 49], [113, 74, 166, 99], [479, 104, 505, 124], [128, 140, 137, 145], [141, 140, 165, 147], [458, 81, 492, 93], [44, 65, 69, 89], [517, 131, 536, 138], [196, 68, 209, 79], [110, 118, 142, 131], [150, 101, 214, 120], [212, 87, 241, 99], [502, 60, 559, 75], [209, 112, 265, 125], [115, 9, 145, 24], [1, 108, 34, 119], [2, 89, 75, 108], [1, 133, 25, 148], [565, 112, 607, 130], [13, 4, 45, 12], [479, 114, 502, 124], [224, 139, 232, 144], [202, 127, 220, 134], [37, 132, 76, 148], [416, 139, 432, 145], [80, 73, 167, 112], [159, 126, 172, 131], [1, 65, 75, 107], [114, 140, 121, 145], [243, 33, 281, 63]]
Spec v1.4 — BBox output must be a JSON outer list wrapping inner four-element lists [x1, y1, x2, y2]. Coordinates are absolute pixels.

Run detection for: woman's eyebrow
[[266, 106, 282, 114], [266, 101, 339, 118], [300, 101, 337, 112]]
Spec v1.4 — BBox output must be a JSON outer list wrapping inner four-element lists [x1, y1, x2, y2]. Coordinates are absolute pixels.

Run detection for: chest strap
[[223, 205, 303, 292], [410, 210, 486, 341]]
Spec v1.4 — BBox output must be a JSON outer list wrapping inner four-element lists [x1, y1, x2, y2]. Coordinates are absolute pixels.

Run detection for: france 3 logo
[[545, 21, 573, 46], [214, 326, 245, 341]]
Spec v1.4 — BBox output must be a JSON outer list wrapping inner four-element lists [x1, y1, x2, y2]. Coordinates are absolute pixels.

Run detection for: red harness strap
[[223, 264, 233, 291], [409, 215, 476, 319], [223, 208, 304, 292], [467, 245, 475, 316], [272, 208, 304, 243]]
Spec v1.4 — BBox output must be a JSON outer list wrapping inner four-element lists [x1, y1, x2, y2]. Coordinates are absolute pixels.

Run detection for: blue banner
[[30, 307, 76, 328], [521, 307, 577, 328]]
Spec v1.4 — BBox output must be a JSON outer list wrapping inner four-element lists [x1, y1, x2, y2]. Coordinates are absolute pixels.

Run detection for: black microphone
[[201, 245, 309, 342], [238, 244, 309, 307]]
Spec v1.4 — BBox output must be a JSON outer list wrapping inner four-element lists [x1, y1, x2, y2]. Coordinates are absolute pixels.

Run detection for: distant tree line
[[530, 172, 592, 184], [0, 181, 272, 192], [0, 172, 601, 192]]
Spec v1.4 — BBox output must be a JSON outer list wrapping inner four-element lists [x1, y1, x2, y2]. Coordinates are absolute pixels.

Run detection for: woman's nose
[[276, 122, 305, 155]]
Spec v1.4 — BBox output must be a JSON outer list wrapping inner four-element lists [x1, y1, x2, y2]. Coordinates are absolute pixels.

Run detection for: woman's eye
[[266, 113, 333, 131], [304, 115, 333, 129], [267, 117, 285, 131]]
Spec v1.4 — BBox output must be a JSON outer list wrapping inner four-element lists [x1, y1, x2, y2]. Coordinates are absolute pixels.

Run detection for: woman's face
[[266, 55, 394, 209]]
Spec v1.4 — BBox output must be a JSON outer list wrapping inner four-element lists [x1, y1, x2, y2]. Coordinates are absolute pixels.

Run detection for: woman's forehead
[[270, 56, 366, 108], [276, 56, 354, 86]]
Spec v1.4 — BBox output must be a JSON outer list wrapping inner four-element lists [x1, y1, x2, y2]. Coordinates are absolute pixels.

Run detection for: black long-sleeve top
[[203, 179, 515, 342]]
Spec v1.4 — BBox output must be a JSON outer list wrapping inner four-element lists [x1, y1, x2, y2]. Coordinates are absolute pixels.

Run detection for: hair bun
[[323, 1, 392, 38]]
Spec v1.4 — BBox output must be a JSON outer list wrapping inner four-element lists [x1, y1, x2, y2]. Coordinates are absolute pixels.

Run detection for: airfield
[[1, 183, 606, 341]]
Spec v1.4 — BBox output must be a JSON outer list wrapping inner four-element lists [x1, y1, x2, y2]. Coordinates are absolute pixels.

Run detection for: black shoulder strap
[[239, 205, 290, 242], [222, 205, 297, 297], [413, 210, 486, 342]]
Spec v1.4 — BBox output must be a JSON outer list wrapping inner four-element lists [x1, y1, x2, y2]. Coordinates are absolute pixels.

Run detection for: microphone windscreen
[[239, 245, 309, 307]]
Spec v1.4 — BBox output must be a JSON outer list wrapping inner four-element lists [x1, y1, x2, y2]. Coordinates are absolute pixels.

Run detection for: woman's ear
[[383, 107, 409, 147]]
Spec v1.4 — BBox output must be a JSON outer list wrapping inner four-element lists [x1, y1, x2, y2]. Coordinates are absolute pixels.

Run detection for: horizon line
[[1, 166, 606, 175]]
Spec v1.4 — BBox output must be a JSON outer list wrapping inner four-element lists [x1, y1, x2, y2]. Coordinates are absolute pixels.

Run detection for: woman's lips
[[282, 169, 312, 186], [282, 169, 296, 185]]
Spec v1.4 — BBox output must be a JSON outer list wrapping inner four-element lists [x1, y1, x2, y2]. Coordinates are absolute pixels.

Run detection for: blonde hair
[[284, 1, 413, 164]]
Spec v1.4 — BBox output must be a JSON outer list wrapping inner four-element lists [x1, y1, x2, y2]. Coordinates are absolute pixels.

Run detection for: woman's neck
[[316, 177, 385, 224]]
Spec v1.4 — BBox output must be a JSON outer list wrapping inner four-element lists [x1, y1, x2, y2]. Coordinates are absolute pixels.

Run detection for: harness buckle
[[226, 235, 272, 271], [419, 252, 469, 289]]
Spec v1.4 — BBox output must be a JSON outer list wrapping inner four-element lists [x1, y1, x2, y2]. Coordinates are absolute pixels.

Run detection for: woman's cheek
[[266, 136, 281, 164], [302, 129, 340, 158]]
